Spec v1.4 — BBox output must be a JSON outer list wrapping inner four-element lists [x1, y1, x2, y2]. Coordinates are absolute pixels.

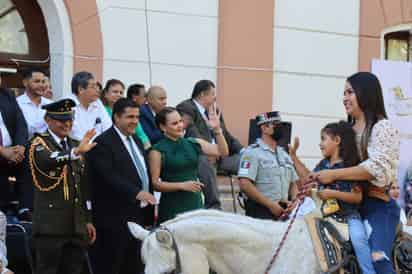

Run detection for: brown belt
[[367, 185, 390, 202]]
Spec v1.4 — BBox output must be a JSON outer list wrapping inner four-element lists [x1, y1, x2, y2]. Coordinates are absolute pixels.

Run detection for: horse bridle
[[153, 225, 182, 274]]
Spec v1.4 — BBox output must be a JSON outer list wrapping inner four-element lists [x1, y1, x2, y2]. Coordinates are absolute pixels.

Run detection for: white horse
[[128, 209, 321, 274]]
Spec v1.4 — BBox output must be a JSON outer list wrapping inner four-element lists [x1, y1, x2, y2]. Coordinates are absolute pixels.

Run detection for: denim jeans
[[362, 197, 400, 274], [348, 216, 376, 274]]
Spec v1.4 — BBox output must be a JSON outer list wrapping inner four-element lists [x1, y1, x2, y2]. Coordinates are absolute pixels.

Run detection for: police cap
[[42, 99, 75, 121], [255, 111, 281, 126]]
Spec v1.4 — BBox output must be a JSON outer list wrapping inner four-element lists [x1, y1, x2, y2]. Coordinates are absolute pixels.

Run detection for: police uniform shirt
[[17, 92, 52, 138], [238, 138, 298, 201]]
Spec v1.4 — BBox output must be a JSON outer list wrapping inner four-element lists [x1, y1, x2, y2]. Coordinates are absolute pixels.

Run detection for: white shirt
[[193, 99, 207, 120], [68, 95, 112, 141], [47, 129, 80, 160], [17, 93, 52, 138], [113, 126, 147, 174], [0, 112, 12, 147], [193, 99, 215, 143]]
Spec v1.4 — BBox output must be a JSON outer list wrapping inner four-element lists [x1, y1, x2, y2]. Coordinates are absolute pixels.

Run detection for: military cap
[[42, 99, 75, 121], [255, 111, 281, 126]]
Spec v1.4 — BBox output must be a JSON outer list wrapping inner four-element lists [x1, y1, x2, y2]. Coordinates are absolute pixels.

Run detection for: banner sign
[[372, 59, 412, 209]]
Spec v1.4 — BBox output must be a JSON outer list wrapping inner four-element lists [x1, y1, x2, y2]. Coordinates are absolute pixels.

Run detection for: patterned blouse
[[358, 119, 400, 188], [404, 163, 412, 214]]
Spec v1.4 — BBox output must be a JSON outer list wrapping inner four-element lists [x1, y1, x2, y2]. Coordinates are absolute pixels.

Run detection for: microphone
[[95, 117, 102, 125], [94, 117, 102, 133]]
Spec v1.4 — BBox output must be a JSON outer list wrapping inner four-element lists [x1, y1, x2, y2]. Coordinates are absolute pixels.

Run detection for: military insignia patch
[[238, 159, 251, 176], [241, 160, 251, 169], [50, 151, 59, 158]]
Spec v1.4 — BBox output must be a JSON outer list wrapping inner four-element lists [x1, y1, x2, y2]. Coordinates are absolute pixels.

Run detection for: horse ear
[[155, 229, 173, 247], [128, 222, 150, 240]]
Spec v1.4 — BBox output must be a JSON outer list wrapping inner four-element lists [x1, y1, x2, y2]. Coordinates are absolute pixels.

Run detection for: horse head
[[128, 222, 178, 274]]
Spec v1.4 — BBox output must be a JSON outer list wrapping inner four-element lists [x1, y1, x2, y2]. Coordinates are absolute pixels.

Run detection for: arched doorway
[[0, 0, 49, 92]]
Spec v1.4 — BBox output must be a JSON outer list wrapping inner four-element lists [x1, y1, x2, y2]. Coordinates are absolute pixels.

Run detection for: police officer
[[29, 99, 96, 274], [238, 111, 299, 220]]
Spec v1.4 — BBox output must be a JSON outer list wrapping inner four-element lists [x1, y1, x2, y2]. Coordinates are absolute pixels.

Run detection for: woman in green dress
[[150, 106, 228, 222], [101, 79, 151, 149]]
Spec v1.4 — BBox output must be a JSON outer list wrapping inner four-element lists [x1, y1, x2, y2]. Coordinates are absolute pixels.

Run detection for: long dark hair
[[191, 80, 215, 99], [155, 107, 178, 129], [321, 121, 360, 167], [346, 72, 387, 159], [101, 78, 125, 107]]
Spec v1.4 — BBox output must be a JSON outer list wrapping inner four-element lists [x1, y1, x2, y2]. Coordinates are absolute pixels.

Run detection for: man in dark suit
[[177, 80, 243, 174], [0, 77, 28, 215], [87, 98, 156, 274], [139, 85, 167, 144], [177, 80, 243, 209]]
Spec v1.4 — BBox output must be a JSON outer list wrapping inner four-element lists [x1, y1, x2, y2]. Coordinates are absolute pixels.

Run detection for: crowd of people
[[0, 68, 410, 274], [0, 68, 243, 274]]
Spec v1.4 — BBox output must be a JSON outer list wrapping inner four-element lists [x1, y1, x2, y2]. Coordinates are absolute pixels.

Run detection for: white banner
[[372, 59, 412, 208]]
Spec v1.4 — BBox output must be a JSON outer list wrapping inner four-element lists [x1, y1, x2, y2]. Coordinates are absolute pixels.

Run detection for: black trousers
[[0, 174, 10, 211], [35, 236, 86, 274], [245, 200, 278, 221], [198, 156, 221, 209], [90, 226, 144, 274], [0, 165, 33, 213]]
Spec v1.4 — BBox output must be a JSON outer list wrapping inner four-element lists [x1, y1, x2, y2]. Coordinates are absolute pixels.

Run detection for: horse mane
[[163, 209, 233, 225], [161, 209, 286, 242]]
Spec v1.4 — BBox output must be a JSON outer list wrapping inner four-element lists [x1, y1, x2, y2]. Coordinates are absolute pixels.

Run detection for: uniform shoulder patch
[[238, 158, 251, 176], [240, 159, 251, 169], [35, 145, 45, 152], [250, 143, 259, 149], [31, 136, 44, 146]]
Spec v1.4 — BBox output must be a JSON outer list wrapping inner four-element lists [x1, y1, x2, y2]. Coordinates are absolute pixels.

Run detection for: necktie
[[127, 136, 149, 192], [60, 139, 68, 151]]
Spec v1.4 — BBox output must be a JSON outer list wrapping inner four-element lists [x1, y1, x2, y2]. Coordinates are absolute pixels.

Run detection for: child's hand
[[310, 170, 337, 184], [288, 137, 300, 157], [317, 189, 336, 200]]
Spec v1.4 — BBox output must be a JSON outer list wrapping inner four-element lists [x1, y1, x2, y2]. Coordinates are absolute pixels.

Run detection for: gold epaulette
[[29, 136, 69, 200]]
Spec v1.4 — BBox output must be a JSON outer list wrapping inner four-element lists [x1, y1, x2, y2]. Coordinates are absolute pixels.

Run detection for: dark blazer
[[0, 88, 28, 147], [86, 127, 154, 230], [139, 103, 163, 145], [0, 88, 28, 173], [176, 99, 243, 155]]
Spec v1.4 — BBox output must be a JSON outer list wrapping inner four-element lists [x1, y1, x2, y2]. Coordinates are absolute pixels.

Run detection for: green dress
[[105, 106, 151, 149], [152, 137, 204, 222]]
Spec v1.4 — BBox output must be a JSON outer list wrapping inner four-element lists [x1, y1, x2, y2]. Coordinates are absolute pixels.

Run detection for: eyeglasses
[[87, 84, 98, 90]]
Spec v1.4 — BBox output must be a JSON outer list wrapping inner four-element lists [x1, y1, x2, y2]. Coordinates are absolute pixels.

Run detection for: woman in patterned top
[[311, 72, 401, 274]]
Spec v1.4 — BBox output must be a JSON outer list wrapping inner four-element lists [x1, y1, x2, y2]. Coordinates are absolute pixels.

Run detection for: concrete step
[[217, 176, 244, 214]]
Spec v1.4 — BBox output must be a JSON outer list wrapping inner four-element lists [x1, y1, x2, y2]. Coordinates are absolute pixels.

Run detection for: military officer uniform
[[238, 111, 298, 220], [29, 99, 92, 274]]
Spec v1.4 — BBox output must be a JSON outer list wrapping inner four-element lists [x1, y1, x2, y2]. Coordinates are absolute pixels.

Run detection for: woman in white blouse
[[312, 72, 400, 274]]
